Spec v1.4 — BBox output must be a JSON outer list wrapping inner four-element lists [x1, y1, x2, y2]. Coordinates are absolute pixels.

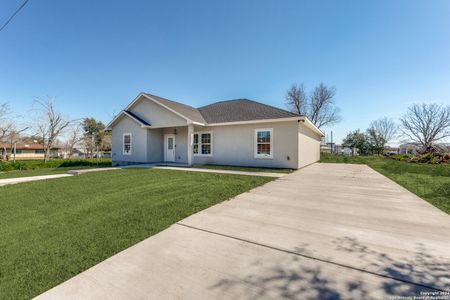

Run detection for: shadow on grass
[[209, 237, 449, 299]]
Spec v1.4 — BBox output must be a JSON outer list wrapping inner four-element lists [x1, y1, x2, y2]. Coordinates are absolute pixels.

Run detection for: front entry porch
[[156, 124, 195, 166]]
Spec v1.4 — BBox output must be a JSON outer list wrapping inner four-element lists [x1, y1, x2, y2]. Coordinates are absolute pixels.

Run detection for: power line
[[0, 0, 30, 33]]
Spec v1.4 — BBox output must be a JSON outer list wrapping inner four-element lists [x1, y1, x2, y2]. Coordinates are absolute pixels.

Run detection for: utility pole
[[330, 131, 333, 154], [12, 126, 30, 162]]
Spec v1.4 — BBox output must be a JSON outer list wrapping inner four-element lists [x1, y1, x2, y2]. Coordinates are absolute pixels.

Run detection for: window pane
[[168, 138, 174, 150], [201, 133, 211, 144], [257, 143, 271, 155], [201, 144, 211, 155], [257, 131, 270, 143], [193, 134, 199, 154], [123, 134, 131, 154]]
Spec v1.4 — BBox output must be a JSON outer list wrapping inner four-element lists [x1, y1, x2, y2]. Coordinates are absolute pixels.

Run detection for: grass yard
[[320, 154, 450, 214], [0, 169, 274, 300], [193, 164, 293, 173]]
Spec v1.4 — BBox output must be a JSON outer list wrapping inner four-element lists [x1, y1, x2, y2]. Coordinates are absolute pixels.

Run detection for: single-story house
[[106, 93, 324, 169], [0, 143, 60, 160]]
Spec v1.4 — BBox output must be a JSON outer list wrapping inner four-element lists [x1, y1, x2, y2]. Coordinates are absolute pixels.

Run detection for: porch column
[[187, 124, 194, 166]]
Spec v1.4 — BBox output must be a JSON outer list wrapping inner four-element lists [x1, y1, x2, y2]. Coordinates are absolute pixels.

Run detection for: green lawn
[[0, 169, 273, 300], [193, 164, 293, 173], [320, 154, 450, 214]]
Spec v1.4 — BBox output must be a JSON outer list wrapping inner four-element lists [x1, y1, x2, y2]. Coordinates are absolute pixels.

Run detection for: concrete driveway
[[35, 163, 450, 300]]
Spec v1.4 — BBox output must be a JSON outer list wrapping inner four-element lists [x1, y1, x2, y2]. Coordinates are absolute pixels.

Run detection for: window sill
[[254, 155, 273, 159], [194, 154, 213, 157]]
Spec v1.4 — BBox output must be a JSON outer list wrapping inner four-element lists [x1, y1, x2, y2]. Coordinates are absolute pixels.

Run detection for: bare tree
[[64, 122, 83, 158], [0, 103, 15, 160], [400, 103, 450, 149], [34, 97, 72, 162], [369, 117, 397, 146], [285, 82, 341, 128], [285, 84, 308, 116]]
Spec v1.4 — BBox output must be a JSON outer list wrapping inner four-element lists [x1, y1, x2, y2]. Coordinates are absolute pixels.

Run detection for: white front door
[[164, 134, 176, 162]]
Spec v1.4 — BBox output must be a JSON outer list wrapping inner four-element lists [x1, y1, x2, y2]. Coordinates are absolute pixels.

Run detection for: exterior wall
[[130, 98, 187, 128], [13, 150, 44, 159], [193, 121, 299, 169], [112, 116, 148, 165], [298, 122, 321, 168], [147, 128, 163, 162], [111, 112, 320, 169], [0, 149, 59, 160]]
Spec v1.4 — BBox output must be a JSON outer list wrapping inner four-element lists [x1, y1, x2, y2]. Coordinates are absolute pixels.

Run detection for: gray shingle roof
[[143, 93, 300, 125], [144, 93, 206, 124], [198, 99, 300, 124]]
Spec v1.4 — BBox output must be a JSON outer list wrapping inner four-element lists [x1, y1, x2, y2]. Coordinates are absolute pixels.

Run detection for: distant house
[[334, 145, 356, 156], [398, 143, 422, 155], [106, 92, 324, 169], [0, 143, 61, 160], [320, 143, 355, 156]]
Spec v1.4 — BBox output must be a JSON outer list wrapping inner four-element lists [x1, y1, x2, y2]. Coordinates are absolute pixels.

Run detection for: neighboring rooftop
[[198, 99, 300, 124], [0, 143, 60, 150]]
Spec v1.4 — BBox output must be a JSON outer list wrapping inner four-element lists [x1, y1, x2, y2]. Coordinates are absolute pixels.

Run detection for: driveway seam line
[[176, 222, 445, 293]]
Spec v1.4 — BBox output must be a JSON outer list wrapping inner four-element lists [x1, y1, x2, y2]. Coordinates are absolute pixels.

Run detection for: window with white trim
[[193, 133, 199, 154], [123, 133, 132, 155], [255, 129, 273, 158], [193, 132, 212, 156]]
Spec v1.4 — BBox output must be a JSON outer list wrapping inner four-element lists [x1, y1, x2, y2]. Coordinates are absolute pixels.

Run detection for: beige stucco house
[[0, 143, 60, 160], [106, 92, 324, 169]]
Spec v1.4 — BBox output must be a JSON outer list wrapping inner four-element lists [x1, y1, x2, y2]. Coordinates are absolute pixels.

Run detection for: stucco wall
[[130, 98, 187, 128], [193, 121, 299, 169], [298, 122, 321, 168], [147, 128, 163, 162], [112, 116, 148, 165]]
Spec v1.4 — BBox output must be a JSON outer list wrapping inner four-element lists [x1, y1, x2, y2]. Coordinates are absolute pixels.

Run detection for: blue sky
[[1, 0, 449, 144]]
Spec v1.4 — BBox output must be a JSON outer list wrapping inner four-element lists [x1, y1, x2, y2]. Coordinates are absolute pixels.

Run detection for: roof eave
[[105, 110, 152, 130], [299, 117, 325, 137]]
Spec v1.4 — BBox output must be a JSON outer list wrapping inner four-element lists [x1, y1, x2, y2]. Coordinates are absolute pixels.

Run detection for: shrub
[[390, 154, 412, 161], [0, 159, 111, 172]]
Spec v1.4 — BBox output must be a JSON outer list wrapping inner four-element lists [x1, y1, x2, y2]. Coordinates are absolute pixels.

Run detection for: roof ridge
[[144, 92, 198, 111], [198, 98, 300, 116]]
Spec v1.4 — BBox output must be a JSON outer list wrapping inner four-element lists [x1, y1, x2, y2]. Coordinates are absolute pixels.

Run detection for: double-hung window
[[193, 132, 212, 156], [255, 128, 273, 158], [193, 134, 199, 154], [123, 133, 132, 155]]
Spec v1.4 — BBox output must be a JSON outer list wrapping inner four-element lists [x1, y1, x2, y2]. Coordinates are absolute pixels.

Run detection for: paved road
[[35, 163, 450, 300]]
